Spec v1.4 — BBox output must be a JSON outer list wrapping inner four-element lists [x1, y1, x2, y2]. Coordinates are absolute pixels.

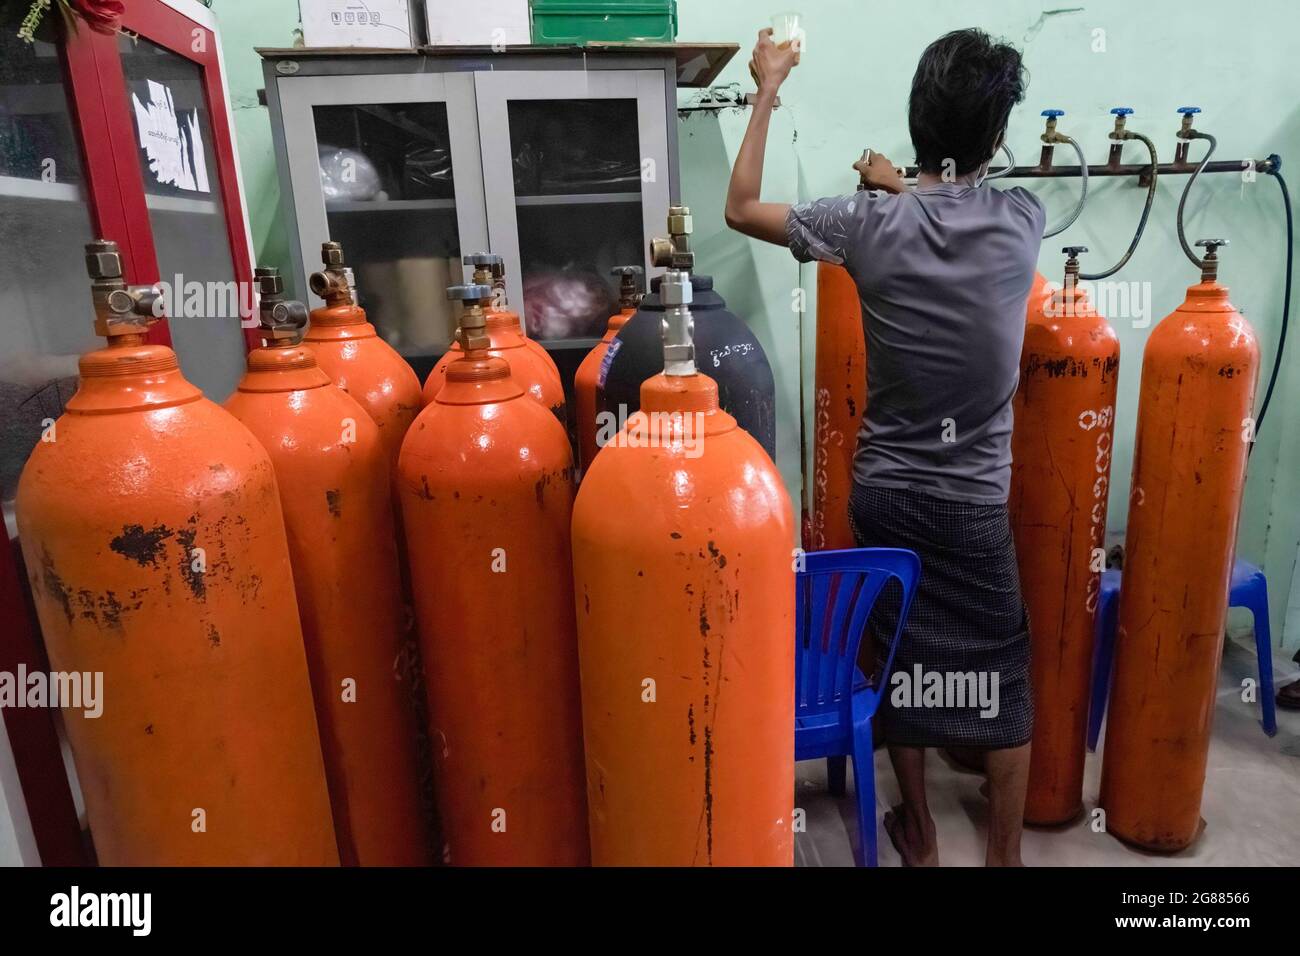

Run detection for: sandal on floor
[[1277, 679, 1300, 711]]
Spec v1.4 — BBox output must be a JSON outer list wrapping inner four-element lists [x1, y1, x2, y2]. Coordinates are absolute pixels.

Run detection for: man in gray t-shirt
[[787, 181, 1045, 503], [726, 26, 1043, 867]]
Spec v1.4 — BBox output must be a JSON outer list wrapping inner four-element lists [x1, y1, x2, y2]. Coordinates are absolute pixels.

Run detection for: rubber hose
[[1255, 162, 1292, 438], [1175, 132, 1220, 267], [1080, 132, 1159, 280], [1043, 136, 1089, 238]]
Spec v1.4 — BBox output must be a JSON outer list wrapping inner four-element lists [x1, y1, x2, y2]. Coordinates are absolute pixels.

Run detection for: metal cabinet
[[276, 70, 487, 361], [261, 45, 731, 380], [473, 68, 670, 340]]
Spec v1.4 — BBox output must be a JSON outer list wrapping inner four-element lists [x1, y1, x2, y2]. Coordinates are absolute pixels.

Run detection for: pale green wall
[[215, 0, 1300, 650]]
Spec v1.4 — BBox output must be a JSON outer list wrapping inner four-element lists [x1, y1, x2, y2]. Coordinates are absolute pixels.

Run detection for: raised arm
[[724, 29, 798, 245]]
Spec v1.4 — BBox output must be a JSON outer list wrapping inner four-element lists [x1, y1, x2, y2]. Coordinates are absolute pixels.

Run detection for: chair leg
[[1246, 586, 1278, 737], [827, 755, 847, 798], [850, 728, 877, 867], [1087, 591, 1120, 753]]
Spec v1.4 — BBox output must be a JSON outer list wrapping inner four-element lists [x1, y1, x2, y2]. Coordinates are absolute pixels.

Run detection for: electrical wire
[[1175, 132, 1219, 267], [1080, 132, 1159, 280], [1256, 158, 1292, 438], [1174, 139, 1292, 443], [1043, 136, 1089, 238]]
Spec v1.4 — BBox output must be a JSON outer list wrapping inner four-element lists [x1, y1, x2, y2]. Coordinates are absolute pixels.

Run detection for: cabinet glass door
[[278, 73, 487, 366], [117, 32, 244, 399], [475, 70, 670, 345], [0, 34, 97, 527]]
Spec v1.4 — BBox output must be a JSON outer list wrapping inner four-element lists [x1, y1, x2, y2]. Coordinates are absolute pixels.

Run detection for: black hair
[[908, 29, 1027, 176]]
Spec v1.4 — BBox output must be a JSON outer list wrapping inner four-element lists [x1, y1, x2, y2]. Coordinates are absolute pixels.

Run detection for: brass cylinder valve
[[83, 239, 161, 340], [649, 205, 694, 273], [308, 240, 354, 305], [255, 266, 309, 347], [1062, 245, 1088, 291], [447, 284, 493, 352], [1195, 238, 1227, 283], [463, 252, 504, 289], [610, 265, 644, 310], [649, 206, 696, 376], [463, 252, 508, 308]]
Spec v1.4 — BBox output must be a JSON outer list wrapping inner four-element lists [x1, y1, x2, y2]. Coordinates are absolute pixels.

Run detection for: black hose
[[1080, 132, 1159, 280], [1175, 132, 1219, 267], [1256, 158, 1292, 437]]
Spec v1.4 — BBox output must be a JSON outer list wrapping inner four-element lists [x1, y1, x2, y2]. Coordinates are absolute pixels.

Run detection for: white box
[[426, 0, 530, 47], [300, 0, 416, 49]]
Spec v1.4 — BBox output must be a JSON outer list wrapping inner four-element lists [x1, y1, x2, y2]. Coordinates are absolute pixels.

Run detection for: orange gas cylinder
[[398, 284, 588, 866], [1009, 248, 1119, 826], [224, 268, 430, 866], [575, 265, 642, 476], [571, 257, 795, 866], [810, 260, 866, 551], [303, 241, 422, 474], [1100, 240, 1259, 851], [15, 241, 337, 866], [422, 254, 564, 418]]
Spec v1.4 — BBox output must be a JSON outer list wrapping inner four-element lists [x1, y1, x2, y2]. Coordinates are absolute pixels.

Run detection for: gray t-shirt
[[788, 181, 1045, 504]]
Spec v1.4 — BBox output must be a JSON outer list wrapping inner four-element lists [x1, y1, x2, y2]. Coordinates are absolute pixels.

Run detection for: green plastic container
[[530, 1, 678, 45]]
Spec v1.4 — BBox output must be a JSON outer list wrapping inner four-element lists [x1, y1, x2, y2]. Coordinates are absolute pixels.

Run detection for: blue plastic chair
[[794, 547, 921, 866], [1087, 558, 1277, 752]]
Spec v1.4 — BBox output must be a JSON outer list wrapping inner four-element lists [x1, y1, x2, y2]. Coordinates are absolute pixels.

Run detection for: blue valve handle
[[1041, 108, 1065, 117], [1177, 106, 1202, 114], [1110, 107, 1134, 115]]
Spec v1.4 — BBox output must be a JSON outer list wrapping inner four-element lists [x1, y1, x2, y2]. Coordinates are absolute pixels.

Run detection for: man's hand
[[748, 27, 799, 94], [853, 150, 907, 195]]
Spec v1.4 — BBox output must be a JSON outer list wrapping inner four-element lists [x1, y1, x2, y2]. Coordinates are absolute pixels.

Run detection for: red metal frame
[[0, 540, 86, 865], [63, 1, 258, 349]]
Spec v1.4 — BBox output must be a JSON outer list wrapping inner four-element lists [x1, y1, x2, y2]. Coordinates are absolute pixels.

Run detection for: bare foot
[[974, 781, 1025, 863], [986, 849, 1024, 867], [883, 803, 939, 866]]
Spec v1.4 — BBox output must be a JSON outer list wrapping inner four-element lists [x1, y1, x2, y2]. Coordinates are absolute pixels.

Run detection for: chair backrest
[[795, 547, 921, 720]]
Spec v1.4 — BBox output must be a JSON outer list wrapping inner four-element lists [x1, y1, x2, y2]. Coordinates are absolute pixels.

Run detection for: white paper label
[[131, 79, 210, 193]]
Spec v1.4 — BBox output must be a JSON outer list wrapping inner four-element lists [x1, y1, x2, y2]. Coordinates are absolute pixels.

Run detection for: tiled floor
[[795, 634, 1300, 866]]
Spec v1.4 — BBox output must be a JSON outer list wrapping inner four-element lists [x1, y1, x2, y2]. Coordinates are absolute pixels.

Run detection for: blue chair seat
[[794, 548, 920, 866], [796, 670, 869, 755], [1087, 557, 1276, 753]]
